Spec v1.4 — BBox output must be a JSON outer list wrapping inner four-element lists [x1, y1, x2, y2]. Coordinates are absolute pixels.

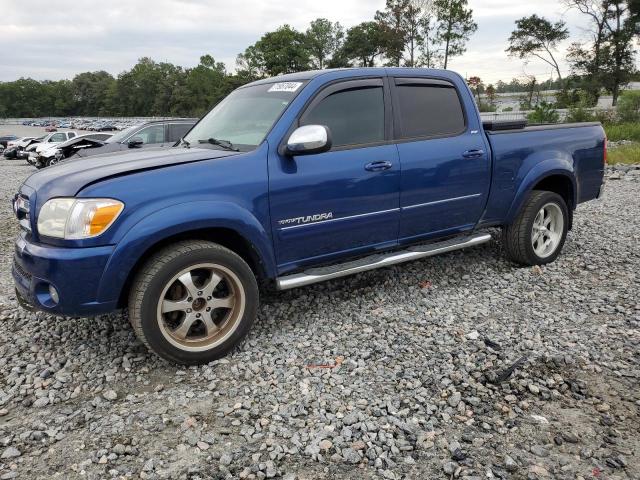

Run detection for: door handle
[[365, 161, 393, 172], [462, 149, 485, 159]]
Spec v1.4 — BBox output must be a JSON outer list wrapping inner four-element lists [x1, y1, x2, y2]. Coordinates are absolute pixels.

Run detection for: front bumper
[[12, 232, 118, 316]]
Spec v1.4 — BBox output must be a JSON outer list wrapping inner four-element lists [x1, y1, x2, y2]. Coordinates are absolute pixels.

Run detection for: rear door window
[[394, 80, 466, 139]]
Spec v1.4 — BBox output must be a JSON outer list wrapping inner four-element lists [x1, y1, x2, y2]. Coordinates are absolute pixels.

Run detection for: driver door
[[268, 78, 401, 273]]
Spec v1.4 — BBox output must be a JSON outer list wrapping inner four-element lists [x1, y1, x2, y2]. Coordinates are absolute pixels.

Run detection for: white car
[[27, 131, 78, 165], [35, 133, 113, 167], [33, 131, 78, 154], [7, 137, 35, 149]]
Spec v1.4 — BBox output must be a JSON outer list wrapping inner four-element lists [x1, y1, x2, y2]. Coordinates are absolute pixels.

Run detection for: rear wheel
[[502, 190, 569, 266], [128, 241, 258, 365]]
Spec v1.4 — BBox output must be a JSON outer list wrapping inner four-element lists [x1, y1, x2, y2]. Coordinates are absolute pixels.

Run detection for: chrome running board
[[275, 233, 492, 290]]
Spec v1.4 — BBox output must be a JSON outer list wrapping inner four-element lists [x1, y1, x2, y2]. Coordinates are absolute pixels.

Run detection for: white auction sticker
[[268, 82, 303, 93]]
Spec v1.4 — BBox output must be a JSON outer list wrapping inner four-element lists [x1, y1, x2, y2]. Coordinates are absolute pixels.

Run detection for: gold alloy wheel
[[156, 263, 246, 352]]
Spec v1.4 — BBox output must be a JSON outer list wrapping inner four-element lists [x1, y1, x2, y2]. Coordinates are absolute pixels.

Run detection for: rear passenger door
[[391, 77, 490, 242]]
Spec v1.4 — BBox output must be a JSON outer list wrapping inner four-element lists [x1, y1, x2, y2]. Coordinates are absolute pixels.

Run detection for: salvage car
[[3, 137, 35, 159], [61, 119, 196, 160], [7, 137, 35, 149], [26, 131, 77, 166], [12, 68, 605, 365], [33, 133, 114, 168]]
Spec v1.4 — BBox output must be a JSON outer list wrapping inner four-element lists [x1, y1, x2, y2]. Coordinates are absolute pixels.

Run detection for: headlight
[[37, 198, 124, 239]]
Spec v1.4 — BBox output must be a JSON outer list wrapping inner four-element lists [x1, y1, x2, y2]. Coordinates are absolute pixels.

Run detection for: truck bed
[[480, 122, 606, 227]]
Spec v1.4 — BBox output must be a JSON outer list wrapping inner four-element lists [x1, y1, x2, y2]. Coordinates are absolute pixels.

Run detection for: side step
[[275, 233, 492, 290]]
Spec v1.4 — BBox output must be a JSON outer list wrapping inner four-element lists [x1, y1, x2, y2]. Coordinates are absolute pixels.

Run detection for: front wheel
[[502, 190, 569, 266], [46, 156, 61, 167], [128, 241, 259, 365]]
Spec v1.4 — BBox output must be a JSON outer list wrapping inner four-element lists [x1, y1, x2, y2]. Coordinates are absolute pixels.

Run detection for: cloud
[[0, 0, 635, 84]]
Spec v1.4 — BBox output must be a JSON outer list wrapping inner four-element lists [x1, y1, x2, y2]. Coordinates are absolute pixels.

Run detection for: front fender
[[96, 201, 276, 304], [505, 153, 577, 224]]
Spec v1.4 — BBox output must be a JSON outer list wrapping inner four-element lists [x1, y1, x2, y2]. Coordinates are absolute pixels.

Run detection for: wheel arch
[[506, 162, 577, 229], [96, 202, 277, 308], [115, 227, 268, 309]]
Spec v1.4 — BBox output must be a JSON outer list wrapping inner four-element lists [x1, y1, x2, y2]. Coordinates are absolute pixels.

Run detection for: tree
[[171, 55, 231, 116], [466, 76, 483, 103], [564, 1, 637, 105], [71, 71, 116, 116], [417, 0, 443, 67], [376, 0, 439, 67], [629, 0, 640, 34], [519, 74, 542, 110], [434, 0, 477, 69], [249, 25, 311, 76], [340, 22, 386, 67], [305, 18, 344, 69], [506, 15, 569, 83], [236, 45, 266, 81], [485, 84, 497, 106], [375, 0, 410, 66]]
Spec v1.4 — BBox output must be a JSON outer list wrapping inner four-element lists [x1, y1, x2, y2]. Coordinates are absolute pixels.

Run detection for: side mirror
[[285, 125, 331, 156], [128, 137, 144, 148]]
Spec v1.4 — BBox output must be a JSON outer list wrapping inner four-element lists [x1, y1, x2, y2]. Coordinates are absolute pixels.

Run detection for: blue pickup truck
[[12, 68, 605, 364]]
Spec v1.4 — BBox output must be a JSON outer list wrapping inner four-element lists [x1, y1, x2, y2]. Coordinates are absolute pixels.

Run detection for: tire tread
[[128, 240, 254, 364], [502, 190, 566, 266]]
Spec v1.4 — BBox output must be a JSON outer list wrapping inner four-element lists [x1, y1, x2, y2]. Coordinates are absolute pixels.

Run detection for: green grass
[[607, 142, 640, 165], [604, 122, 640, 142]]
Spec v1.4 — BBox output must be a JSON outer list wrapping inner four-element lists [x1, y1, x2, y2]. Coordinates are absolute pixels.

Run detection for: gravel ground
[[0, 159, 638, 480]]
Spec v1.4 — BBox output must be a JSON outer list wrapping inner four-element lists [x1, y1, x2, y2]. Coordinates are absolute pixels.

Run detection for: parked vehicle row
[[20, 118, 166, 131], [15, 119, 197, 168]]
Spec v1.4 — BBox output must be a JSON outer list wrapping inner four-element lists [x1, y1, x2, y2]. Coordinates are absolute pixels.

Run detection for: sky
[[1, 0, 636, 84]]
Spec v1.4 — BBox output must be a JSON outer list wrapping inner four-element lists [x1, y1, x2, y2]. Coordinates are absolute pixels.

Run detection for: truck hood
[[23, 146, 239, 201]]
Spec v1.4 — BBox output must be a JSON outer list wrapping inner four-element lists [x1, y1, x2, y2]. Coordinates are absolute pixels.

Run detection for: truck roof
[[244, 67, 462, 88]]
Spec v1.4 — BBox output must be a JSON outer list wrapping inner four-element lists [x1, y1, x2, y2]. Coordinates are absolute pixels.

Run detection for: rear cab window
[[392, 78, 466, 139]]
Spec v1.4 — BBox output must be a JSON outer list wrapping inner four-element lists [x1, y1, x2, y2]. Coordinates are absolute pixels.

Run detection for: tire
[[46, 157, 60, 167], [128, 241, 259, 365], [502, 190, 569, 266]]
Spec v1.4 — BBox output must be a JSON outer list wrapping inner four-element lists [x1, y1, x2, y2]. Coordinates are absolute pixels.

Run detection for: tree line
[[0, 0, 637, 118]]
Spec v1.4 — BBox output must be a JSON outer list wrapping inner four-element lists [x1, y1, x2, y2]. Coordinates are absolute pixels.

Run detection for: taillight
[[603, 136, 607, 166]]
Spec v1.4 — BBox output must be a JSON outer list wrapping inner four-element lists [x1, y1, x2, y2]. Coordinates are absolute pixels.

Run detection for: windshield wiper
[[180, 138, 190, 148], [198, 137, 239, 152]]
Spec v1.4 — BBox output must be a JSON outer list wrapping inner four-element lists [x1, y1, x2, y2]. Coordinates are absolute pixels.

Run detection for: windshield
[[184, 82, 305, 151], [106, 125, 140, 144]]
